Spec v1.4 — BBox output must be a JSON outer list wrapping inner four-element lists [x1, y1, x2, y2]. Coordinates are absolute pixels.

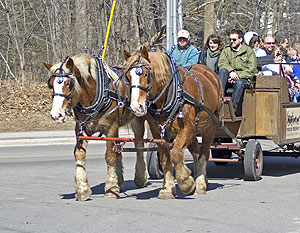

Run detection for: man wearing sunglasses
[[167, 29, 199, 67], [218, 29, 257, 114], [263, 36, 276, 55], [257, 35, 276, 70]]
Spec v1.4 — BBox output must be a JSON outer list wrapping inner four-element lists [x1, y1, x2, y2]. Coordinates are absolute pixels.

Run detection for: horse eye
[[135, 68, 143, 76]]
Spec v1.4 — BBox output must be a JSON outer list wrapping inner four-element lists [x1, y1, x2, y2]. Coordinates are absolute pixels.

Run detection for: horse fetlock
[[175, 163, 195, 194], [105, 173, 122, 198]]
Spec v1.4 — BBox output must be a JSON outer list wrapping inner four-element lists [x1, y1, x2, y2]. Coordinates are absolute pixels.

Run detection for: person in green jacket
[[218, 29, 257, 113]]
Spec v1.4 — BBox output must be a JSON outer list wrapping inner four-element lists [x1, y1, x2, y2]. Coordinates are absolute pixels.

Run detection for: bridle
[[126, 56, 152, 93], [48, 57, 75, 99], [47, 56, 75, 114]]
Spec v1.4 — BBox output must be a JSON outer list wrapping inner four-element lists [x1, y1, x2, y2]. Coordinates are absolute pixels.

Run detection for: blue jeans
[[219, 68, 249, 112]]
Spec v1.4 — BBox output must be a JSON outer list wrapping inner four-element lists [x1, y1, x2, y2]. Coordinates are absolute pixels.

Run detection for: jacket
[[167, 43, 199, 67], [218, 43, 257, 79]]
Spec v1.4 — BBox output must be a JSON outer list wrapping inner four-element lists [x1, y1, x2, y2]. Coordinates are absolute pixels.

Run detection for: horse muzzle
[[131, 102, 147, 117], [50, 110, 67, 123]]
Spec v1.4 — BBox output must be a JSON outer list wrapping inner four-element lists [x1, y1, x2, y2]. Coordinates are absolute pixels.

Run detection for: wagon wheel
[[146, 143, 164, 179], [243, 139, 263, 181], [211, 138, 232, 165]]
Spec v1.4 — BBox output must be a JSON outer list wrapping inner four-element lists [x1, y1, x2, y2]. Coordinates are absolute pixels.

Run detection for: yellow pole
[[102, 0, 116, 60]]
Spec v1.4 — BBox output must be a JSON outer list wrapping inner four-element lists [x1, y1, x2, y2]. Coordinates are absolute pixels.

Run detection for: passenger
[[218, 29, 257, 113], [198, 34, 223, 74], [244, 31, 266, 57], [287, 48, 299, 62], [279, 38, 292, 62], [167, 29, 199, 67], [263, 35, 276, 56], [257, 35, 276, 71], [262, 45, 289, 76], [261, 45, 297, 101], [288, 48, 300, 96], [280, 37, 290, 51]]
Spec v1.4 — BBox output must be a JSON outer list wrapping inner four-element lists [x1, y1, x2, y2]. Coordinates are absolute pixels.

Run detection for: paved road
[[1, 130, 300, 233]]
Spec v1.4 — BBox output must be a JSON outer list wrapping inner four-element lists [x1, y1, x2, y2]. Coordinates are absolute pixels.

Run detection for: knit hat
[[244, 31, 258, 45], [177, 30, 190, 40]]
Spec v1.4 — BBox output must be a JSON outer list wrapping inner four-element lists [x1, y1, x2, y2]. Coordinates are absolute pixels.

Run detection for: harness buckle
[[159, 124, 166, 138]]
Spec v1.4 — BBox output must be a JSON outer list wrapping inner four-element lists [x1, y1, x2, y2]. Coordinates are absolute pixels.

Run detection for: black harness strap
[[182, 92, 236, 140]]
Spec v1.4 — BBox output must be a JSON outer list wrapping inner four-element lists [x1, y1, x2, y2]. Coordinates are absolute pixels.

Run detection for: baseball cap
[[177, 30, 190, 40], [244, 31, 258, 45]]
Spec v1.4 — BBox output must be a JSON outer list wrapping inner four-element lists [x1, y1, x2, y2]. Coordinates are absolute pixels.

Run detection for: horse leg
[[146, 117, 175, 199], [172, 127, 196, 194], [157, 144, 176, 199], [131, 117, 148, 188], [74, 137, 92, 201], [187, 136, 207, 195], [194, 124, 216, 195], [104, 124, 124, 198]]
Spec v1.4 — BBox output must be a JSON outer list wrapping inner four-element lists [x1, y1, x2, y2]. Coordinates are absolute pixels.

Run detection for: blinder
[[126, 62, 152, 93], [47, 56, 76, 100]]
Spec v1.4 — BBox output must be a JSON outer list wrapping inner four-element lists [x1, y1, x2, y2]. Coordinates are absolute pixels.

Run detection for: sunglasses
[[229, 38, 237, 42], [178, 38, 188, 42], [266, 42, 275, 45]]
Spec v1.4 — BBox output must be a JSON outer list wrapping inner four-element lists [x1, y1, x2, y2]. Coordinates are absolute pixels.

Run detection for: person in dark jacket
[[198, 34, 223, 74]]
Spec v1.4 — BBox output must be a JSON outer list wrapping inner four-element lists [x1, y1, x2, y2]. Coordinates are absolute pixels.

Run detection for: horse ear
[[141, 46, 150, 62], [43, 63, 53, 70], [66, 57, 74, 70], [123, 50, 131, 61]]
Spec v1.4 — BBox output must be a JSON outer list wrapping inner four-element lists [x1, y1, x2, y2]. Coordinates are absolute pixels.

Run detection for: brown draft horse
[[124, 46, 223, 199], [44, 54, 147, 200]]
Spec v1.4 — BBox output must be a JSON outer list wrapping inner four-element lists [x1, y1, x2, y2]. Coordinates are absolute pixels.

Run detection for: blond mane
[[49, 54, 97, 94], [126, 49, 170, 88]]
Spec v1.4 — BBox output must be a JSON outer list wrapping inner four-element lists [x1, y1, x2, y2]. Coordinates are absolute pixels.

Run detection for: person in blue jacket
[[167, 29, 199, 67]]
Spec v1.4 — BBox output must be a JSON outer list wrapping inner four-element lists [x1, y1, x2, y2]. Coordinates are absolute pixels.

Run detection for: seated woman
[[198, 34, 223, 74], [249, 35, 266, 58]]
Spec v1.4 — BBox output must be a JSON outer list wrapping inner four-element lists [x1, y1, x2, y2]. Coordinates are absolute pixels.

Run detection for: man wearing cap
[[167, 29, 199, 67], [218, 29, 257, 114]]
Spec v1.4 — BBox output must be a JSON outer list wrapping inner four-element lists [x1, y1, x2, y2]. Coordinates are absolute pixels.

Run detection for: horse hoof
[[75, 188, 92, 201], [177, 176, 196, 194], [194, 177, 207, 195], [104, 192, 119, 198], [134, 172, 148, 188], [104, 188, 120, 198], [158, 191, 175, 199], [158, 187, 176, 199], [194, 189, 206, 195]]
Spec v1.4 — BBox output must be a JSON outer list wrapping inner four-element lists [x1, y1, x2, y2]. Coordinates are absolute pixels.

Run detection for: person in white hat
[[244, 31, 258, 46], [167, 29, 199, 66]]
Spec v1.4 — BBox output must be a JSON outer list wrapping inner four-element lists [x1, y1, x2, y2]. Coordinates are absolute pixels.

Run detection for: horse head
[[124, 46, 152, 117], [44, 57, 79, 123]]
